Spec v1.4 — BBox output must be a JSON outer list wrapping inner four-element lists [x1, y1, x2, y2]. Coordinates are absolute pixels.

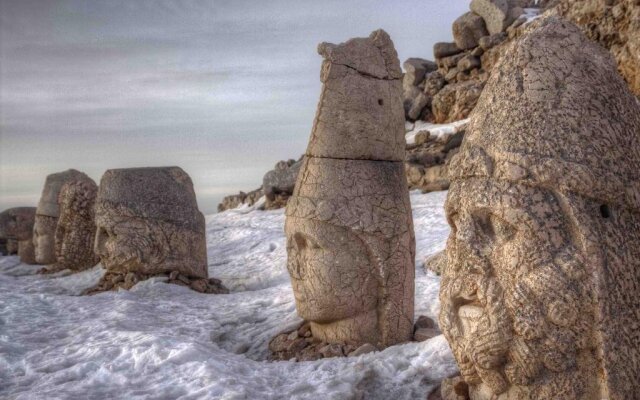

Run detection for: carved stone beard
[[95, 211, 168, 274], [440, 244, 513, 394]]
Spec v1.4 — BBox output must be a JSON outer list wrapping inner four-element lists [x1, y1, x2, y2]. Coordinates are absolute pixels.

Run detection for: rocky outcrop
[[217, 188, 263, 212], [402, 2, 534, 124], [440, 17, 640, 399], [263, 158, 302, 210]]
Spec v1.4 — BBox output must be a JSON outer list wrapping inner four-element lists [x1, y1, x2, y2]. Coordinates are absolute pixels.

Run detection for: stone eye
[[489, 214, 515, 241]]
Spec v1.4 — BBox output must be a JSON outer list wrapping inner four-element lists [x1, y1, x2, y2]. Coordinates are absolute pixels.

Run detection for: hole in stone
[[377, 99, 383, 106], [600, 204, 611, 219]]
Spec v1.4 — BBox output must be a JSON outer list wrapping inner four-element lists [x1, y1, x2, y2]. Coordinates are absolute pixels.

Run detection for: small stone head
[[55, 179, 99, 270], [0, 207, 36, 241], [94, 167, 208, 279], [34, 169, 91, 265]]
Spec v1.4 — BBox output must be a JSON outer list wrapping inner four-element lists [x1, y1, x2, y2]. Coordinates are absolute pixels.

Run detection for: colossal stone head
[[0, 207, 36, 263], [34, 169, 91, 264], [55, 179, 99, 271], [285, 30, 415, 348], [440, 18, 640, 399], [94, 167, 208, 279]]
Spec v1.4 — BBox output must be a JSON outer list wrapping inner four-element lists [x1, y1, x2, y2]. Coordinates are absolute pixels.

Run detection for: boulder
[[263, 159, 302, 201], [424, 71, 446, 96], [217, 187, 263, 212], [470, 0, 511, 34], [403, 58, 437, 87], [478, 32, 508, 50], [432, 80, 484, 123], [457, 55, 481, 72], [452, 12, 489, 50], [433, 42, 463, 59]]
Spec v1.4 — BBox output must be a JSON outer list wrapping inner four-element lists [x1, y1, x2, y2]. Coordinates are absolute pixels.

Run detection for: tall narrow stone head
[[0, 207, 36, 263], [440, 18, 640, 399], [94, 167, 208, 279], [285, 30, 415, 349], [55, 179, 99, 271], [34, 169, 92, 264]]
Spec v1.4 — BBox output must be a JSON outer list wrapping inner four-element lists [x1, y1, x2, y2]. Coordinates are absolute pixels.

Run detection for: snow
[[405, 119, 469, 146], [523, 7, 542, 23], [0, 190, 456, 399]]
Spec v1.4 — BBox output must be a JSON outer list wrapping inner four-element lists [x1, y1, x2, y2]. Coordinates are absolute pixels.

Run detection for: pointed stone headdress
[[36, 169, 93, 218]]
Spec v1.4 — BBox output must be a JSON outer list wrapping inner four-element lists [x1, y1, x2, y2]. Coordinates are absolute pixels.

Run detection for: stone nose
[[455, 214, 477, 244]]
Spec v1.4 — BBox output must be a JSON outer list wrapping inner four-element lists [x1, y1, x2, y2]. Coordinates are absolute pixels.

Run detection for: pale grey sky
[[0, 0, 468, 214]]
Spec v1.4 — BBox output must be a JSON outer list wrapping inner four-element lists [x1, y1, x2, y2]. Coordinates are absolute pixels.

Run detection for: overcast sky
[[0, 0, 467, 214]]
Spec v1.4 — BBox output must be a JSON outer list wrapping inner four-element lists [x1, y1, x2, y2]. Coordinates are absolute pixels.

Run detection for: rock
[[414, 131, 431, 146], [415, 315, 437, 330], [287, 330, 299, 341], [457, 55, 481, 72], [92, 167, 217, 293], [427, 385, 443, 400], [470, 0, 510, 34], [452, 12, 489, 49], [423, 250, 447, 275], [414, 328, 440, 342], [403, 57, 437, 86], [444, 67, 460, 83], [297, 322, 311, 338], [470, 46, 484, 57], [34, 169, 91, 265], [319, 343, 344, 358], [268, 334, 289, 353], [424, 71, 446, 96], [55, 179, 99, 271], [438, 52, 466, 69], [440, 376, 470, 400], [124, 272, 138, 287], [432, 80, 484, 123], [286, 30, 415, 349], [478, 32, 508, 50], [262, 159, 301, 204], [441, 17, 640, 399], [433, 42, 463, 59], [189, 278, 207, 293], [348, 343, 377, 356], [407, 93, 431, 121], [217, 187, 263, 212]]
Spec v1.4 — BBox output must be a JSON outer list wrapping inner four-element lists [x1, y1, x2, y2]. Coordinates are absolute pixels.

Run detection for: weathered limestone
[[440, 18, 640, 400], [0, 207, 37, 264], [34, 169, 92, 265], [285, 30, 415, 350], [55, 180, 99, 271], [94, 167, 208, 280]]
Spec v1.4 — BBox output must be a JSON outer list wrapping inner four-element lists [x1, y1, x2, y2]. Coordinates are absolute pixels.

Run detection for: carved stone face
[[441, 178, 594, 398], [285, 217, 378, 323], [34, 215, 58, 264]]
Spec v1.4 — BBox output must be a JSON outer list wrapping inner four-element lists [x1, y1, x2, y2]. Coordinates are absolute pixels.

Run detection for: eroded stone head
[[55, 179, 99, 271], [285, 30, 415, 349], [0, 207, 36, 264], [94, 167, 208, 279], [440, 17, 640, 399], [34, 169, 91, 264]]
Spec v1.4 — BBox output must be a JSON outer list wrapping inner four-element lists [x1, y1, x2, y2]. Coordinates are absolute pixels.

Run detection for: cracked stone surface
[[439, 17, 640, 400], [93, 167, 209, 286], [34, 169, 92, 265], [0, 207, 36, 264], [55, 179, 100, 271], [285, 30, 415, 349]]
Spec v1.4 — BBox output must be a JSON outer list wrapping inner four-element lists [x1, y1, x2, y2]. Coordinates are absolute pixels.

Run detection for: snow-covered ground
[[0, 190, 456, 400], [405, 119, 469, 146]]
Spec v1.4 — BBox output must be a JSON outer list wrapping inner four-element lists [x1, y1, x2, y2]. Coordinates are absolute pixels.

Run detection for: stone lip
[[0, 207, 36, 240], [36, 169, 92, 218], [96, 166, 204, 231]]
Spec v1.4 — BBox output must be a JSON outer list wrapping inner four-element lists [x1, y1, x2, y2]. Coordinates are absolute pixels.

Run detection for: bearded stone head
[[439, 18, 640, 400], [55, 179, 99, 271], [93, 167, 208, 279]]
